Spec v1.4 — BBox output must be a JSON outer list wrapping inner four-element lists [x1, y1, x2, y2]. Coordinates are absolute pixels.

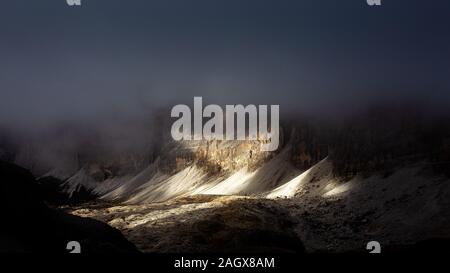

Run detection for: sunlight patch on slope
[[126, 165, 213, 204], [115, 201, 222, 229], [100, 161, 160, 201], [323, 182, 353, 197], [92, 175, 134, 196], [266, 168, 312, 198], [62, 168, 99, 198], [266, 157, 331, 199], [201, 168, 257, 195]]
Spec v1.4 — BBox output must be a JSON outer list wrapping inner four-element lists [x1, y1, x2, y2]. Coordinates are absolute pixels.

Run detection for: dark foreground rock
[[0, 161, 138, 253], [36, 175, 96, 205]]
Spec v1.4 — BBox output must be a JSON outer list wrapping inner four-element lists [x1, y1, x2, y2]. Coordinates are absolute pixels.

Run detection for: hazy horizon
[[1, 0, 450, 130]]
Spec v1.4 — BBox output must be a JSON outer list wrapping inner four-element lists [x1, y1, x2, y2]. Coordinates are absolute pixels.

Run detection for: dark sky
[[1, 0, 450, 128]]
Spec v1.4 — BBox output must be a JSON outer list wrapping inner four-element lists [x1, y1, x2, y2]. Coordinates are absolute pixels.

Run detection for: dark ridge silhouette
[[0, 161, 138, 253], [36, 176, 96, 206]]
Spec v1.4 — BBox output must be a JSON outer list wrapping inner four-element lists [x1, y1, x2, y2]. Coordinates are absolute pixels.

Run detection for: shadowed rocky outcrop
[[0, 161, 138, 253]]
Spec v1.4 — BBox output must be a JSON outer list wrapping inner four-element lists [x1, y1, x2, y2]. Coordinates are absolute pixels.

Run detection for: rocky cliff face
[[3, 105, 450, 205], [90, 123, 330, 203]]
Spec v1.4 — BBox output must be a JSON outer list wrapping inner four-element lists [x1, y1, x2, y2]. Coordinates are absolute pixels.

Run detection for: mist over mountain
[[1, 0, 450, 255], [2, 0, 450, 129]]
